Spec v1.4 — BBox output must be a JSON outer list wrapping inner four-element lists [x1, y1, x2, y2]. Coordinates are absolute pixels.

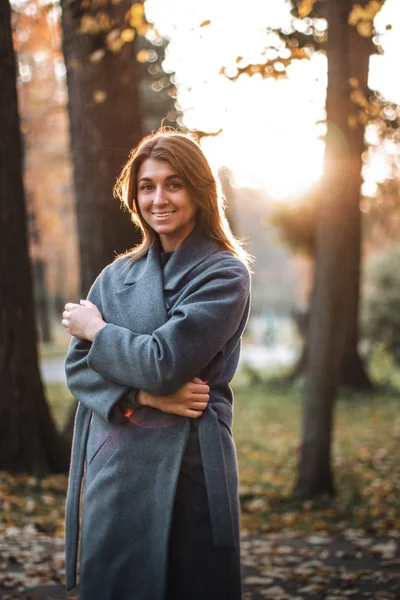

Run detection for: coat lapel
[[114, 242, 168, 334]]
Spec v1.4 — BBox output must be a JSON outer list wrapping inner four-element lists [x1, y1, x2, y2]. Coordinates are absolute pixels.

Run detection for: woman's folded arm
[[87, 259, 250, 394]]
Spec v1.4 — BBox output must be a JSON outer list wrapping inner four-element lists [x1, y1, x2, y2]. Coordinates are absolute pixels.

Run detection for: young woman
[[62, 131, 251, 600]]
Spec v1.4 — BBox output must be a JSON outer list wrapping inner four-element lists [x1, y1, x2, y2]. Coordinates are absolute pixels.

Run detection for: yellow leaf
[[368, 103, 382, 117], [363, 0, 383, 19], [290, 48, 310, 60], [348, 0, 383, 26], [297, 0, 317, 18], [127, 2, 145, 28], [136, 23, 149, 36], [130, 2, 144, 17], [106, 29, 125, 53], [348, 114, 358, 129], [89, 49, 106, 64], [136, 49, 149, 63], [349, 4, 363, 25], [120, 28, 135, 42], [78, 12, 112, 35], [78, 14, 95, 34], [107, 37, 124, 53], [200, 19, 211, 27], [357, 20, 373, 37], [349, 77, 359, 88], [93, 90, 107, 103], [350, 88, 369, 108]]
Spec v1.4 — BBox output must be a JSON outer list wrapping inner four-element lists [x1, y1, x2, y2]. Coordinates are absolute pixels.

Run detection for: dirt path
[[1, 531, 399, 599]]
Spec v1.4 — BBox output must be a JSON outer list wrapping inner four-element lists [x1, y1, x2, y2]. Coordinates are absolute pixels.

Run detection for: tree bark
[[340, 0, 375, 392], [295, 0, 373, 498], [61, 0, 144, 297], [289, 314, 373, 390], [0, 0, 68, 474]]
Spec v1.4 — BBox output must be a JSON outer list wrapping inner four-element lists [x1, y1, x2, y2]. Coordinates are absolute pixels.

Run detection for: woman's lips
[[152, 211, 176, 219]]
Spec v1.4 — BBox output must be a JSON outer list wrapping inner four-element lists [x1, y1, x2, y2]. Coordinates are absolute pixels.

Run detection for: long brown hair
[[114, 129, 251, 267]]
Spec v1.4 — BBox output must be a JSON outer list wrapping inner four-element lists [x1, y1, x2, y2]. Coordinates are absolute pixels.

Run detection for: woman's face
[[137, 158, 198, 252]]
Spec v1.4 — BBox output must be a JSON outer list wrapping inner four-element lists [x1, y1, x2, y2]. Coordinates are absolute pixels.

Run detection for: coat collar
[[163, 226, 219, 291], [123, 226, 220, 290]]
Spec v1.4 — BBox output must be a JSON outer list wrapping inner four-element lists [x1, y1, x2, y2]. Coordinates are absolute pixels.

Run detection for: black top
[[160, 251, 174, 268]]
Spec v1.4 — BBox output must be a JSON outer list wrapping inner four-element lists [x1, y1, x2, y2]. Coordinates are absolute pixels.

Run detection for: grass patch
[[45, 382, 75, 431], [43, 362, 400, 536], [232, 369, 400, 535], [38, 323, 70, 360]]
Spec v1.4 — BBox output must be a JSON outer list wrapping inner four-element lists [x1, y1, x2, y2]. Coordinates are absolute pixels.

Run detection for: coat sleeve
[[64, 273, 134, 423], [87, 258, 250, 395]]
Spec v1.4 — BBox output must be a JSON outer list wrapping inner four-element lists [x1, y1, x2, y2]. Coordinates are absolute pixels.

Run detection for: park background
[[1, 0, 400, 598]]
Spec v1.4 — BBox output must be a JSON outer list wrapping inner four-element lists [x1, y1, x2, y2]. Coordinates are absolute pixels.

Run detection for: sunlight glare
[[146, 0, 400, 201]]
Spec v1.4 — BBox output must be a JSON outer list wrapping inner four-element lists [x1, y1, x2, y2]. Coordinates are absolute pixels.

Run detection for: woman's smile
[[152, 210, 177, 218], [137, 158, 197, 252]]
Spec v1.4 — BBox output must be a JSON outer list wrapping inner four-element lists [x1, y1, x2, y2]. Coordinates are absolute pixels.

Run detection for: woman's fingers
[[80, 299, 97, 310], [64, 302, 80, 311], [163, 405, 202, 419], [189, 393, 209, 403], [188, 382, 210, 395], [185, 409, 203, 419], [190, 401, 208, 411], [191, 377, 209, 387], [192, 376, 208, 384]]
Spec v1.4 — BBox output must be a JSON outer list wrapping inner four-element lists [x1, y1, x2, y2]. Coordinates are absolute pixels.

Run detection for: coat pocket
[[88, 433, 112, 465], [86, 431, 118, 484]]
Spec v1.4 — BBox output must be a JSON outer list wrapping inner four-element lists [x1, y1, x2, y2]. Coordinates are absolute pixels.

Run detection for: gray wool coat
[[64, 226, 251, 600]]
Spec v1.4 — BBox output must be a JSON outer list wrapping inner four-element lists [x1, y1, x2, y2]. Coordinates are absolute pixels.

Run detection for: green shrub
[[362, 245, 400, 364]]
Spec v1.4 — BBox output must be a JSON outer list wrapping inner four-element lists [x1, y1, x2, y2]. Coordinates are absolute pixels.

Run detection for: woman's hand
[[139, 377, 210, 419], [62, 299, 106, 342]]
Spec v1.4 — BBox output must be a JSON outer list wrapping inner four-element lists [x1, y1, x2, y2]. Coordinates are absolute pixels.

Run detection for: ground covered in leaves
[[241, 532, 400, 599], [1, 368, 400, 599], [1, 492, 399, 600]]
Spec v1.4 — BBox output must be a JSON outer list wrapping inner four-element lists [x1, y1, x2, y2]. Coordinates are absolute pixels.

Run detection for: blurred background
[[1, 0, 400, 597]]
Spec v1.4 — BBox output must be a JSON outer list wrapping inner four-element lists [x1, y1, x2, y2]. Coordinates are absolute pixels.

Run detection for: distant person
[[61, 130, 251, 600]]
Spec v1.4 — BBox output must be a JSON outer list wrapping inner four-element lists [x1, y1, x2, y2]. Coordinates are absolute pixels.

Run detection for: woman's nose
[[153, 187, 167, 205]]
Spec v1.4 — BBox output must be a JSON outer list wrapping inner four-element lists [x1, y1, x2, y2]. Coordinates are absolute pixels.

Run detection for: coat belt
[[198, 404, 236, 549]]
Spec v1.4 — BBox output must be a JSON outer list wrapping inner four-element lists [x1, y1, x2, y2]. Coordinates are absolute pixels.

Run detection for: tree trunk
[[290, 260, 372, 390], [0, 0, 68, 474], [340, 0, 375, 392], [289, 314, 373, 390], [290, 341, 372, 390], [295, 0, 373, 498], [61, 0, 144, 297]]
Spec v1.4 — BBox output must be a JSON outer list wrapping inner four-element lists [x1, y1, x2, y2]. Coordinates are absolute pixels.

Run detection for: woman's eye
[[170, 181, 181, 189], [140, 184, 153, 191]]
